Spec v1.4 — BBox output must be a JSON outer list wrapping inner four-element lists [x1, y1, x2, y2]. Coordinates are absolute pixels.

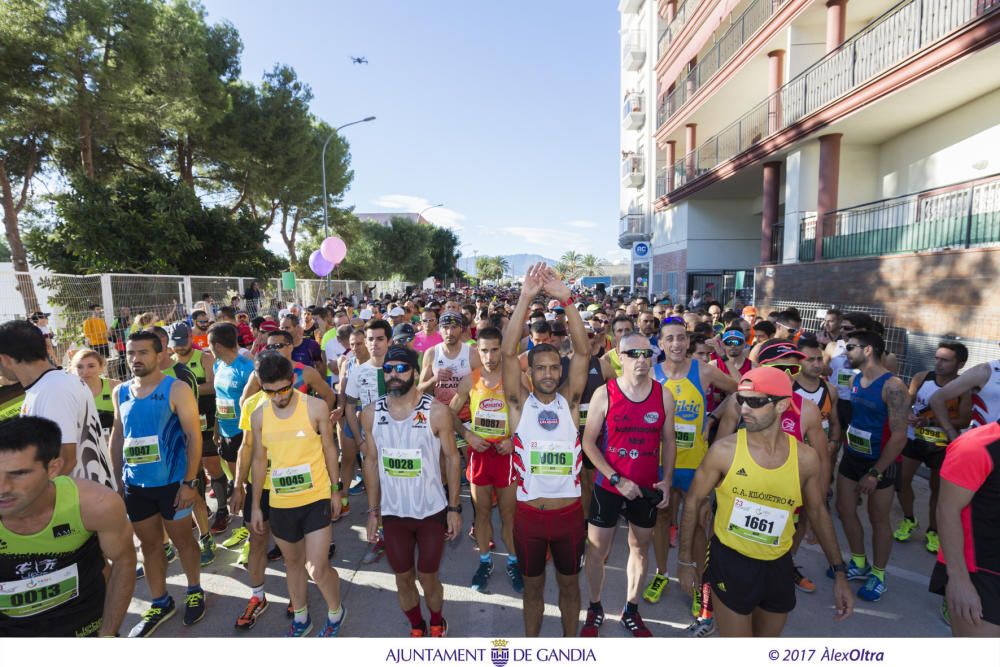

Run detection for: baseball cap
[[388, 306, 406, 317], [169, 323, 191, 346], [551, 306, 565, 314], [756, 339, 805, 366], [439, 312, 463, 327], [359, 308, 374, 321], [580, 310, 594, 321], [721, 329, 746, 345], [260, 320, 279, 333], [28, 311, 51, 321], [392, 322, 416, 342], [385, 344, 419, 369], [586, 303, 601, 312], [738, 366, 796, 407], [742, 305, 758, 318]]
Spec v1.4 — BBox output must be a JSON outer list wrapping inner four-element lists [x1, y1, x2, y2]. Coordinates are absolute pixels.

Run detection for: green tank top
[[0, 477, 106, 636], [181, 349, 207, 382], [0, 384, 25, 422], [93, 377, 115, 413]]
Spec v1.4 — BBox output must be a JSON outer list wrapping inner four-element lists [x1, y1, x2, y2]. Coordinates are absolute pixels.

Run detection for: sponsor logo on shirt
[[537, 410, 559, 431], [480, 398, 504, 412], [413, 411, 428, 428], [52, 523, 75, 538], [643, 411, 659, 424]]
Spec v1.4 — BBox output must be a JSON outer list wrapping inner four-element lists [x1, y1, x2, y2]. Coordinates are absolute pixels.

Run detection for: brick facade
[[754, 246, 1000, 339]]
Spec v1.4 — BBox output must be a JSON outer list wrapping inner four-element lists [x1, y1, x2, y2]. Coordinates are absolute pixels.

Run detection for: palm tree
[[560, 251, 582, 277], [475, 255, 508, 282], [580, 254, 602, 276], [496, 256, 511, 278]]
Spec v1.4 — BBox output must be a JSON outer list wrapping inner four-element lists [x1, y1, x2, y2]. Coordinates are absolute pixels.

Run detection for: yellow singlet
[[714, 429, 802, 561], [261, 393, 330, 508], [469, 368, 510, 444]]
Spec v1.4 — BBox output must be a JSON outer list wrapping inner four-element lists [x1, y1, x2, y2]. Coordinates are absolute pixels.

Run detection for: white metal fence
[[0, 269, 410, 360]]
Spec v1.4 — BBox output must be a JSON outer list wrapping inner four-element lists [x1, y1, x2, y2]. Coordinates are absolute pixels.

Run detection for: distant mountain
[[458, 253, 557, 277]]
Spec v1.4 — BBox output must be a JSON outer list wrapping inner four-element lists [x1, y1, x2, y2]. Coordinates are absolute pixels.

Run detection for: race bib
[[270, 464, 314, 494], [0, 563, 79, 618], [916, 425, 948, 446], [726, 498, 790, 547], [836, 369, 857, 388], [216, 397, 236, 420], [846, 425, 873, 455], [382, 448, 422, 478], [578, 403, 589, 428], [473, 411, 507, 439], [123, 435, 161, 465], [199, 414, 208, 431], [528, 440, 574, 476], [675, 423, 696, 449]]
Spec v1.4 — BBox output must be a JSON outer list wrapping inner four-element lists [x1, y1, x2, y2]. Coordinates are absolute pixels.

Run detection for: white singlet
[[432, 342, 472, 407], [512, 392, 581, 502], [972, 360, 1000, 427], [372, 393, 447, 519]]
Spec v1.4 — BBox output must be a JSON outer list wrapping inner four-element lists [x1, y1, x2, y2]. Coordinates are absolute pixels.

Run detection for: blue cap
[[721, 329, 746, 345]]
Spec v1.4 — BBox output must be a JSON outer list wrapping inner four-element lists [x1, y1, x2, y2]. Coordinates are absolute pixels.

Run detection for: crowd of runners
[[1, 262, 998, 639]]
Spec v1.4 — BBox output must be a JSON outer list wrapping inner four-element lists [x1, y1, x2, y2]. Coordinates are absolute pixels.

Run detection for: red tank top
[[598, 380, 666, 493], [779, 393, 805, 442]]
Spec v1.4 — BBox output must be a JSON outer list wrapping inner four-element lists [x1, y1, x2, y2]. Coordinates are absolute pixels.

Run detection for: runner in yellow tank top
[[678, 367, 853, 637], [249, 352, 345, 637]]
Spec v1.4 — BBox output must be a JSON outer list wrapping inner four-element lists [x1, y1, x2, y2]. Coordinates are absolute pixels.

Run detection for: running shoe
[[826, 561, 870, 581], [579, 606, 604, 637], [183, 589, 207, 626], [893, 517, 918, 542], [857, 574, 886, 602], [348, 475, 365, 496], [620, 610, 653, 637], [926, 530, 940, 554], [686, 617, 716, 637], [222, 526, 250, 548], [429, 618, 448, 637], [268, 545, 283, 561], [793, 566, 816, 593], [471, 560, 493, 592], [199, 534, 216, 567], [690, 588, 702, 618], [286, 617, 313, 637], [642, 572, 668, 604], [318, 607, 347, 637], [210, 511, 230, 535], [164, 542, 178, 563], [410, 623, 427, 638], [129, 598, 176, 637], [236, 540, 250, 567], [234, 595, 268, 630], [362, 537, 385, 565], [506, 562, 524, 593]]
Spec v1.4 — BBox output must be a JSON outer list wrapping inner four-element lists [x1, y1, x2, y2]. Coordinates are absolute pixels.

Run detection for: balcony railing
[[657, 0, 704, 60], [619, 211, 652, 247], [655, 167, 668, 198], [622, 155, 645, 188], [623, 30, 646, 70], [797, 174, 1000, 261], [623, 93, 646, 130], [769, 221, 785, 263], [665, 0, 1000, 194], [657, 0, 790, 128]]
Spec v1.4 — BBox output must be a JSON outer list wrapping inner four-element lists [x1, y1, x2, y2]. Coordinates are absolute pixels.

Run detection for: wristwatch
[[181, 479, 199, 489], [609, 473, 622, 486], [830, 562, 849, 576], [446, 505, 462, 514], [866, 467, 883, 481]]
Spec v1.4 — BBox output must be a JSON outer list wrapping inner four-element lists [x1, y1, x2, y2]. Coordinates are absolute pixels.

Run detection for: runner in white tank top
[[930, 358, 1000, 440], [500, 263, 592, 637], [360, 345, 462, 638]]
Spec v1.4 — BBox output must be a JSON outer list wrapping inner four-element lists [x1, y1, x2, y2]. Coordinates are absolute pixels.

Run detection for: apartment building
[[619, 0, 1000, 350]]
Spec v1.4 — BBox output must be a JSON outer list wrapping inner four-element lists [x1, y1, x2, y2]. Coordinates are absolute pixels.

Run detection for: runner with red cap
[[679, 367, 853, 637]]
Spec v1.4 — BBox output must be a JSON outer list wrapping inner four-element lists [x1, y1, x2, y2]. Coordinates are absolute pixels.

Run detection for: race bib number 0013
[[0, 563, 80, 618]]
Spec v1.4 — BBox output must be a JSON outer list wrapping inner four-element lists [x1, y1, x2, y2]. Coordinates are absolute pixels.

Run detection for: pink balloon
[[309, 249, 334, 277], [320, 236, 348, 264]]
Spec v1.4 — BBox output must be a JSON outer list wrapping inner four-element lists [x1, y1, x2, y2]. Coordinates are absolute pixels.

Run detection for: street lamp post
[[417, 203, 444, 224], [321, 116, 375, 296]]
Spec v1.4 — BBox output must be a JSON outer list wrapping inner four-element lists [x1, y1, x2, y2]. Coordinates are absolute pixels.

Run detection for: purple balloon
[[309, 249, 334, 277], [320, 236, 348, 264]]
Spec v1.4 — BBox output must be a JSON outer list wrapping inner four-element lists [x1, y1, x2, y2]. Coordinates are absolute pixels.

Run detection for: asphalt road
[[126, 473, 949, 638]]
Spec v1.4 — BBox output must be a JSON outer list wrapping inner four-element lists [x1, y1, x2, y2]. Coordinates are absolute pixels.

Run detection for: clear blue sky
[[200, 0, 624, 266]]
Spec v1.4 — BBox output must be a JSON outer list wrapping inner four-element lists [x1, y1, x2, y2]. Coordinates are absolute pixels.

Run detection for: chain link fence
[[1, 270, 411, 371], [759, 299, 998, 383]]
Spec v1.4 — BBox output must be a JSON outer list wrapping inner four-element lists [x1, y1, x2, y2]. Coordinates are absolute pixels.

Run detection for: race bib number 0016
[[528, 440, 573, 476]]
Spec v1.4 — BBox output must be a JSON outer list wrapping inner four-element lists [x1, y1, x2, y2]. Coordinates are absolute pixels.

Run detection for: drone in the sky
[[351, 56, 368, 65]]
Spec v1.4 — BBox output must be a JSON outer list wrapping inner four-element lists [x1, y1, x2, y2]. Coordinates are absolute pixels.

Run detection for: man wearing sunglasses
[[678, 367, 854, 637], [580, 332, 674, 637], [835, 329, 909, 603], [359, 345, 462, 637], [249, 352, 345, 637], [715, 339, 833, 600], [241, 331, 336, 408], [646, 317, 736, 623], [501, 263, 591, 637], [418, 312, 480, 420], [189, 310, 212, 351]]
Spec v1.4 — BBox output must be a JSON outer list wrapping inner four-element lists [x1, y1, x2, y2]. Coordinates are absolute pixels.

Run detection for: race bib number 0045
[[270, 464, 314, 495]]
